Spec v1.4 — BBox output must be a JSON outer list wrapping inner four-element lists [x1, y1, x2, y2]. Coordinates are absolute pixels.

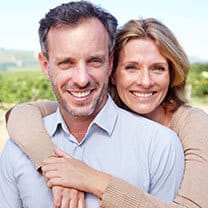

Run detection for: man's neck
[[65, 115, 95, 143], [59, 95, 109, 143]]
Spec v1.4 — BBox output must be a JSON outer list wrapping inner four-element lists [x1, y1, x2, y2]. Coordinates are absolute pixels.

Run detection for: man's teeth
[[71, 91, 91, 98], [133, 92, 153, 98]]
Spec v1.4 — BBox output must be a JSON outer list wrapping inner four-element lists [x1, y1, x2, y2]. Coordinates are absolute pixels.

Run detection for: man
[[0, 1, 184, 207]]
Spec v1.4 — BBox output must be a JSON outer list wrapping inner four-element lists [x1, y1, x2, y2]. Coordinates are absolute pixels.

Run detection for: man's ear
[[108, 53, 114, 76], [110, 72, 116, 85], [38, 53, 50, 79], [109, 52, 117, 85]]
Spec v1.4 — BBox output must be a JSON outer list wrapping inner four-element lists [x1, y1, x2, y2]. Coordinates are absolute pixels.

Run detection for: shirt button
[[73, 145, 83, 160]]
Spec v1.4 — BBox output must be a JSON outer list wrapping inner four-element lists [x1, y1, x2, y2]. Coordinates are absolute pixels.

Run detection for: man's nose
[[73, 63, 90, 87]]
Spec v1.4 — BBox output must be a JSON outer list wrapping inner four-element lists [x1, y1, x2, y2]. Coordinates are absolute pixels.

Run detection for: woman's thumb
[[54, 148, 71, 158]]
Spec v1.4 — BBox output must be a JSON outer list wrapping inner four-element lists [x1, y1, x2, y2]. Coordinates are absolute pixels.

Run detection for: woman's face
[[112, 38, 170, 117]]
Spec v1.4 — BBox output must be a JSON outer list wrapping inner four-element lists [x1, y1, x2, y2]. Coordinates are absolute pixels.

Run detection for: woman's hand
[[52, 186, 85, 208], [42, 149, 86, 208], [42, 148, 92, 192], [42, 148, 111, 199]]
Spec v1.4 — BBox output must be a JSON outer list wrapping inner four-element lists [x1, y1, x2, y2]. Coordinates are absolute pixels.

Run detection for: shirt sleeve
[[6, 101, 57, 169], [0, 140, 23, 207]]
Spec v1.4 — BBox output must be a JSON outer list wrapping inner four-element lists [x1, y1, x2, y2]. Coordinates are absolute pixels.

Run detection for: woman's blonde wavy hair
[[109, 18, 190, 112]]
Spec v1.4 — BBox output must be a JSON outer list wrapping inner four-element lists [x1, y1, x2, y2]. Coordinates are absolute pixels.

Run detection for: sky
[[0, 0, 207, 61]]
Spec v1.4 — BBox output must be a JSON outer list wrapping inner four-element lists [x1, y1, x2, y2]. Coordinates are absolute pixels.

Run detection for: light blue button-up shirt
[[0, 96, 184, 208]]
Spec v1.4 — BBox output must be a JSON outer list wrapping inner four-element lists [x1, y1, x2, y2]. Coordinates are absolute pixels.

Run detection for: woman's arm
[[170, 106, 208, 208], [6, 101, 57, 169], [43, 149, 185, 208], [101, 177, 185, 208]]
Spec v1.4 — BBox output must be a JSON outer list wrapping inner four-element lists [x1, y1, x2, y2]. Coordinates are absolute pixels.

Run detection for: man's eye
[[89, 58, 103, 67], [61, 60, 70, 65], [59, 60, 73, 69]]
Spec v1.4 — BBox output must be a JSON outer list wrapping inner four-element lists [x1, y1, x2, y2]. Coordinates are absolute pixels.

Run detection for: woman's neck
[[144, 105, 173, 128]]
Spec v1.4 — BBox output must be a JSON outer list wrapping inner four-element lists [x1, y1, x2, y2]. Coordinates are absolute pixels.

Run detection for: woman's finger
[[54, 148, 72, 159]]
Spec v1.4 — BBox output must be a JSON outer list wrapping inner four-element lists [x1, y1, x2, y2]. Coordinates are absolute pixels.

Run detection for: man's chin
[[66, 106, 96, 117]]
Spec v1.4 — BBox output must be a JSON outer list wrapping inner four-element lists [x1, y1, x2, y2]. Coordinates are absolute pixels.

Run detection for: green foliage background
[[187, 63, 208, 97], [0, 70, 55, 103]]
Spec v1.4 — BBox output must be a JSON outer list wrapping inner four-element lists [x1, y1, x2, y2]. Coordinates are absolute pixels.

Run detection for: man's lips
[[69, 90, 92, 98]]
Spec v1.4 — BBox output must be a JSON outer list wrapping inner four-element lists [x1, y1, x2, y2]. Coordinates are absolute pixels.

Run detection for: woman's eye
[[153, 66, 166, 72], [125, 65, 136, 70]]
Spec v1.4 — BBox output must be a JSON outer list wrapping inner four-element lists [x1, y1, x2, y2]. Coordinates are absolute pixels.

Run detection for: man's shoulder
[[116, 107, 179, 146], [0, 139, 30, 168], [117, 107, 175, 132], [1, 139, 22, 155]]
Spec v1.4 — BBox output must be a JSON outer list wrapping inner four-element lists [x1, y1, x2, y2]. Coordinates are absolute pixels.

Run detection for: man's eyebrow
[[54, 56, 73, 63], [88, 54, 106, 59]]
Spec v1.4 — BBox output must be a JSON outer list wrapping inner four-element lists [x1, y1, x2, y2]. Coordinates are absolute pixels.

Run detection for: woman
[[6, 18, 208, 208]]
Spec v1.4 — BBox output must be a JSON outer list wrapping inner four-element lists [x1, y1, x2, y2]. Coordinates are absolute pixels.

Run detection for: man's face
[[39, 19, 113, 119]]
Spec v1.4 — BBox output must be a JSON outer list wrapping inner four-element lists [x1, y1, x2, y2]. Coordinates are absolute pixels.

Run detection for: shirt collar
[[43, 95, 118, 137], [91, 95, 118, 136], [43, 108, 69, 137]]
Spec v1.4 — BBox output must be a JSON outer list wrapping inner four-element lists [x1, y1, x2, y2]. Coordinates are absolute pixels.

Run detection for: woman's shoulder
[[172, 105, 208, 127], [170, 105, 208, 142]]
